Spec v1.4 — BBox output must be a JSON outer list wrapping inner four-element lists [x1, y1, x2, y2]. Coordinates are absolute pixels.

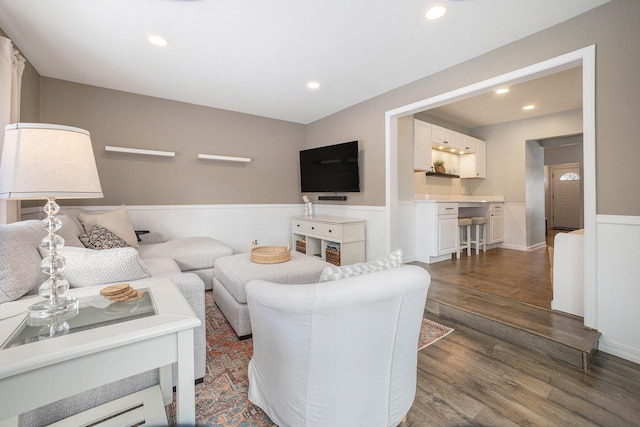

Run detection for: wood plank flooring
[[417, 248, 553, 309], [404, 241, 640, 424], [406, 314, 640, 426], [412, 243, 600, 370]]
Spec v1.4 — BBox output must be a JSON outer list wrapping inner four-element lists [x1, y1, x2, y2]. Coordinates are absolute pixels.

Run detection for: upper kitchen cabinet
[[454, 133, 476, 153], [460, 138, 486, 178], [413, 119, 432, 171], [431, 125, 456, 149]]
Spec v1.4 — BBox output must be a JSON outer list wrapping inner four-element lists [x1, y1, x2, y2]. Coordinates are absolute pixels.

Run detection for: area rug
[[166, 291, 453, 426]]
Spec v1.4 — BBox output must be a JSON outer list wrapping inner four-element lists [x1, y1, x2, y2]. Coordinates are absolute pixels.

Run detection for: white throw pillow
[[38, 246, 149, 288], [319, 249, 403, 282], [80, 205, 139, 248]]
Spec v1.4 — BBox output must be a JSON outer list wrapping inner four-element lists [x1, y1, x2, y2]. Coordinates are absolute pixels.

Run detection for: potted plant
[[433, 160, 446, 174]]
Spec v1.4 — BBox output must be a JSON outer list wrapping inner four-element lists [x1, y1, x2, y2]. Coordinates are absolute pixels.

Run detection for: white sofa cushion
[[38, 246, 150, 287], [319, 249, 403, 282], [139, 236, 233, 272]]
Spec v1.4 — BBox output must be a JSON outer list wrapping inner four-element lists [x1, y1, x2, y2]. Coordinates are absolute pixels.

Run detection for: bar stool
[[457, 217, 472, 258], [470, 216, 487, 254]]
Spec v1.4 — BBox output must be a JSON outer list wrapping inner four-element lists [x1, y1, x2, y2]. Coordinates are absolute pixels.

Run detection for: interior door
[[552, 164, 582, 229]]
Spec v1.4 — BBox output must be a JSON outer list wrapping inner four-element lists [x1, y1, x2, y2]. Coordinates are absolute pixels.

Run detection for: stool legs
[[457, 223, 471, 258], [471, 223, 486, 254]]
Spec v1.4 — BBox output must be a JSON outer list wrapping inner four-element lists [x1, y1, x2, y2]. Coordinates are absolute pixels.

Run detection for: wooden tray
[[250, 243, 291, 264]]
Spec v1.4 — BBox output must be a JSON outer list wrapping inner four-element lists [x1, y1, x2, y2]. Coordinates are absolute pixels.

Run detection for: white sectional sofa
[[0, 209, 233, 425]]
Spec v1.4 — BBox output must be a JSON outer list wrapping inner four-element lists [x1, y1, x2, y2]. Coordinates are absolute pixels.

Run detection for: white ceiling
[[0, 0, 608, 124], [425, 67, 583, 129]]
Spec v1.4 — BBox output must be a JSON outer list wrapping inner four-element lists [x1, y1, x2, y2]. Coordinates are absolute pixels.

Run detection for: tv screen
[[299, 141, 360, 193]]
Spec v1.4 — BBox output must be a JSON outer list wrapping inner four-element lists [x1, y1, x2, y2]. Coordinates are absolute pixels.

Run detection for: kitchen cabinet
[[488, 203, 504, 243], [431, 125, 456, 149], [454, 133, 476, 153], [413, 119, 432, 171], [415, 202, 459, 263], [460, 138, 486, 178]]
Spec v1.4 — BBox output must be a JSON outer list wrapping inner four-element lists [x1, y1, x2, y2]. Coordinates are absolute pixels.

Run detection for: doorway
[[550, 164, 582, 230], [385, 46, 597, 328]]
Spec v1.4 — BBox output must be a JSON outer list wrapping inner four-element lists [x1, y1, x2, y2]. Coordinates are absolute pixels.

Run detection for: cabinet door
[[474, 139, 486, 178], [459, 138, 486, 178], [489, 213, 504, 243], [453, 133, 475, 153], [437, 216, 458, 255], [413, 120, 432, 171], [431, 125, 455, 149]]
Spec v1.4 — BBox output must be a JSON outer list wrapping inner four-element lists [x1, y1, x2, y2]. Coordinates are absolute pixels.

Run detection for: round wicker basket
[[250, 243, 291, 264]]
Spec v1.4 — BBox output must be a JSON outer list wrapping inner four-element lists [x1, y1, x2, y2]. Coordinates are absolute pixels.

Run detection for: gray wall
[[38, 78, 305, 206], [306, 0, 640, 216], [6, 0, 640, 215]]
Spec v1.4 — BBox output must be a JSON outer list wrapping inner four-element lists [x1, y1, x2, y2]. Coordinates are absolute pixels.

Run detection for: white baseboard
[[599, 338, 640, 365]]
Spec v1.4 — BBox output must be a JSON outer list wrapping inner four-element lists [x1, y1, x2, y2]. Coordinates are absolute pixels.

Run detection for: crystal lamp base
[[28, 296, 79, 319]]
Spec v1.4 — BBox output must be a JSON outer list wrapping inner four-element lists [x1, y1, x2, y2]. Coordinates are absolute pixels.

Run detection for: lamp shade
[[0, 123, 103, 200]]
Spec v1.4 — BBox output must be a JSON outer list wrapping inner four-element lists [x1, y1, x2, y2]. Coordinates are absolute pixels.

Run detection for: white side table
[[0, 277, 200, 426]]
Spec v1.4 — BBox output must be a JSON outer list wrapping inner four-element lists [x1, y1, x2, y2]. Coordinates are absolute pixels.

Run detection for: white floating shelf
[[105, 145, 175, 157], [197, 154, 251, 163]]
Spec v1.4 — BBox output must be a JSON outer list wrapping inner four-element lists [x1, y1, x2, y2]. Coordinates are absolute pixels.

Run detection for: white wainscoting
[[398, 201, 417, 263], [24, 204, 387, 262], [595, 214, 640, 364]]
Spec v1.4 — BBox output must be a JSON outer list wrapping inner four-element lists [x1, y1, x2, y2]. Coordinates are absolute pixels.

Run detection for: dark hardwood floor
[[405, 237, 640, 425], [407, 314, 640, 426], [417, 239, 562, 310]]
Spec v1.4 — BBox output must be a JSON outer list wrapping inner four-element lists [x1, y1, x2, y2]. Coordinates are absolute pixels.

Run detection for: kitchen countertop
[[414, 194, 504, 203]]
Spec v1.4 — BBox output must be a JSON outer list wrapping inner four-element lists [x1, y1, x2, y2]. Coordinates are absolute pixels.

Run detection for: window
[[559, 172, 580, 181]]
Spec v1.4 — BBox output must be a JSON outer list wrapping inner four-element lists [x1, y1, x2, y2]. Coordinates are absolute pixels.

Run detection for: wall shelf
[[197, 154, 251, 163], [426, 172, 460, 178], [105, 146, 175, 157]]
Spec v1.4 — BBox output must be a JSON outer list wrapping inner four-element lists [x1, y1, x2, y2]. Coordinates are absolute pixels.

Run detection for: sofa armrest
[[169, 273, 206, 381], [138, 231, 164, 244]]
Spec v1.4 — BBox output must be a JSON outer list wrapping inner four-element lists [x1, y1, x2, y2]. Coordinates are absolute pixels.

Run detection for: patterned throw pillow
[[79, 225, 131, 250], [319, 249, 403, 282], [79, 205, 139, 248]]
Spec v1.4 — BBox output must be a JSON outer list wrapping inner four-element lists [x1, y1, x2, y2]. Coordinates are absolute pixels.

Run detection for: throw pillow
[[319, 248, 403, 282], [79, 225, 131, 250], [80, 205, 139, 248], [0, 220, 47, 302], [37, 246, 150, 288]]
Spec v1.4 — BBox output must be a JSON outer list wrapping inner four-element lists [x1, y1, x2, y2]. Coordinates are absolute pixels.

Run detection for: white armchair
[[245, 265, 431, 427]]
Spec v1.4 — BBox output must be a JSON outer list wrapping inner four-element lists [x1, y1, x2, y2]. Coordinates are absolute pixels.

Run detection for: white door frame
[[385, 45, 597, 328]]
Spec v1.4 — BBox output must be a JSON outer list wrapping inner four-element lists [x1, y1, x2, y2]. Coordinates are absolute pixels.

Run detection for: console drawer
[[293, 220, 343, 239]]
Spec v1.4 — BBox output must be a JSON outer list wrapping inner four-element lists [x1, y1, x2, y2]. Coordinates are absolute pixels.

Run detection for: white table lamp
[[0, 123, 103, 319]]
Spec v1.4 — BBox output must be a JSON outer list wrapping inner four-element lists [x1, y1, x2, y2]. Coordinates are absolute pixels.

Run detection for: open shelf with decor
[[291, 216, 365, 266]]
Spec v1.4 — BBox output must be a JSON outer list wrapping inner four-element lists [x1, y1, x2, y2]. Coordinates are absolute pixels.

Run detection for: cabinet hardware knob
[[328, 229, 332, 233], [311, 226, 315, 229]]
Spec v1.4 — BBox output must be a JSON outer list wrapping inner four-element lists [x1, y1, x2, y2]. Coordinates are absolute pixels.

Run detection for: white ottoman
[[213, 251, 330, 337]]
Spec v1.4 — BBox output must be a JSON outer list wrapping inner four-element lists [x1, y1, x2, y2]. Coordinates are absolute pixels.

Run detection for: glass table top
[[1, 289, 156, 349]]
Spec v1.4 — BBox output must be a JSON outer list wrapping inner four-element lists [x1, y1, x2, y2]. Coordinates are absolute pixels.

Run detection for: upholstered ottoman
[[213, 251, 331, 337]]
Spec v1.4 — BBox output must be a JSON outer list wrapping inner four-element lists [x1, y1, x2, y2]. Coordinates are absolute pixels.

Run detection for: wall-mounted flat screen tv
[[299, 141, 360, 193]]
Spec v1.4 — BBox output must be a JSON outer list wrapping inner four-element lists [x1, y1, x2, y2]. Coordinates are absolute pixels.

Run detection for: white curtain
[[0, 35, 25, 224]]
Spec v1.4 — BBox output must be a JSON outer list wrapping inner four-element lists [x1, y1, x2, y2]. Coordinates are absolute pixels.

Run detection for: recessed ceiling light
[[523, 105, 535, 110], [496, 88, 510, 94], [425, 5, 447, 20], [148, 35, 169, 47], [307, 81, 320, 90]]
